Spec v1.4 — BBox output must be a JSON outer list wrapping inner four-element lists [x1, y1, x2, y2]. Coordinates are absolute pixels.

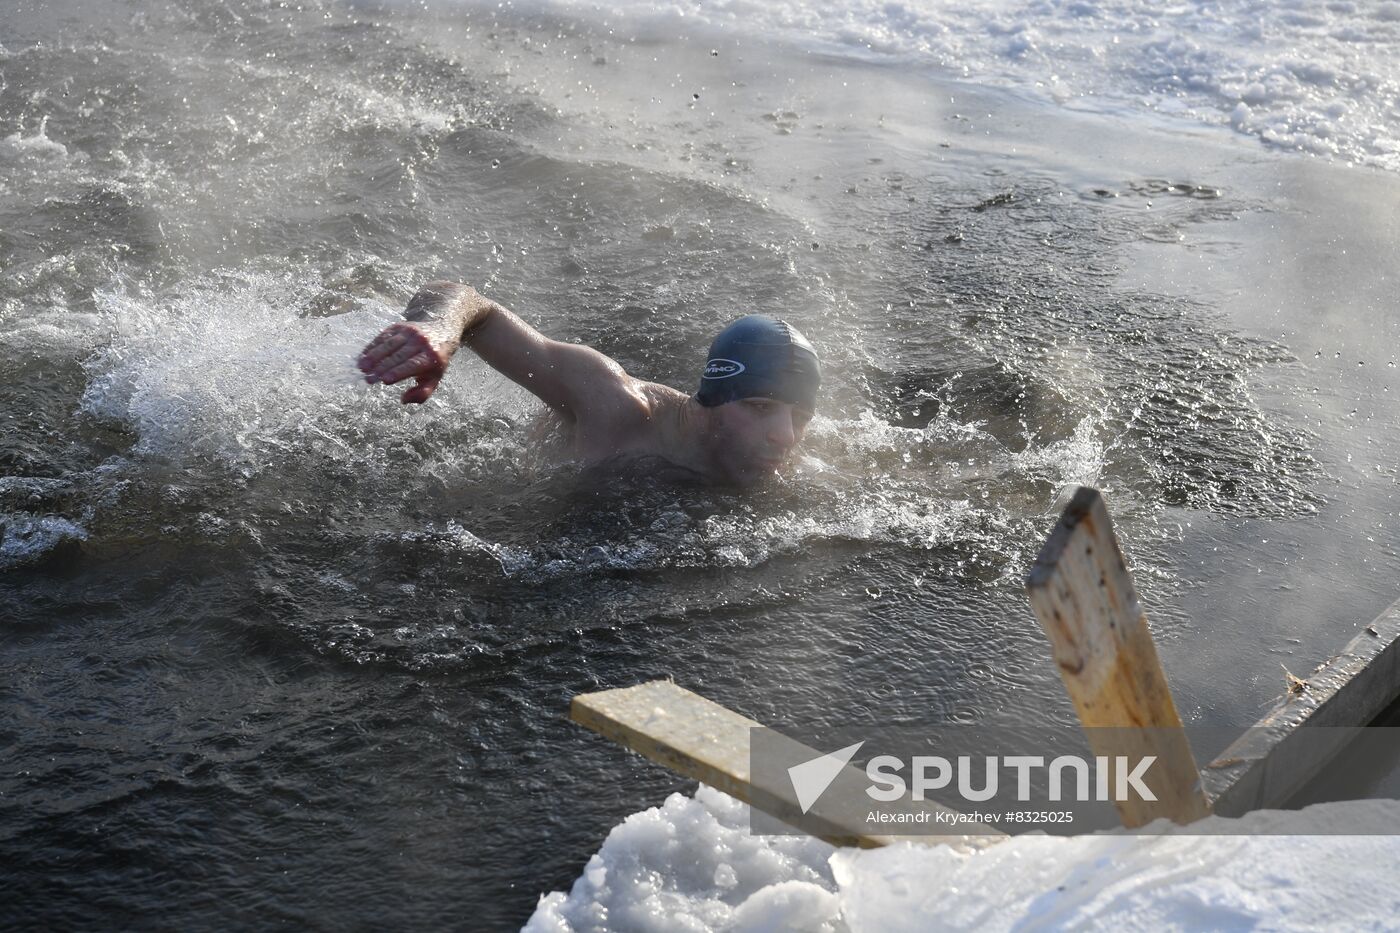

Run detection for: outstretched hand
[[357, 322, 450, 404]]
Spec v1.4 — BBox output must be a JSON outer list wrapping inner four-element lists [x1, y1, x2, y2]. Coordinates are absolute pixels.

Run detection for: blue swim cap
[[696, 315, 821, 412]]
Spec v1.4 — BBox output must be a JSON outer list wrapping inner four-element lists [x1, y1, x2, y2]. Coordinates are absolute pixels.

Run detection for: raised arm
[[357, 281, 631, 416]]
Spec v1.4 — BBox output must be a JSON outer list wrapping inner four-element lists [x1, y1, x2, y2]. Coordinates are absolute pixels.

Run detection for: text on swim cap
[[703, 359, 746, 379]]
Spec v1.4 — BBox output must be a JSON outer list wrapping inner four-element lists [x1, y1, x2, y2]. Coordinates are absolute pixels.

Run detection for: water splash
[[78, 270, 535, 478], [0, 513, 87, 569]]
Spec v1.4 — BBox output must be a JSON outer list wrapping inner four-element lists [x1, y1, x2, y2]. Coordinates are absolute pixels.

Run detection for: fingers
[[358, 328, 408, 369], [358, 323, 429, 369], [367, 344, 418, 380], [358, 323, 446, 404], [380, 351, 435, 385], [401, 373, 442, 404], [359, 327, 433, 380]]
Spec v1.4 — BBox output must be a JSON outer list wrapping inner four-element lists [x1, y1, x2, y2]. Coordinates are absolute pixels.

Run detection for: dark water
[[4, 0, 1399, 928]]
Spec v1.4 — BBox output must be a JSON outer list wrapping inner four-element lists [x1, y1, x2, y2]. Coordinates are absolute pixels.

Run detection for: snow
[[527, 785, 1400, 931], [514, 0, 1400, 171], [527, 787, 842, 932]]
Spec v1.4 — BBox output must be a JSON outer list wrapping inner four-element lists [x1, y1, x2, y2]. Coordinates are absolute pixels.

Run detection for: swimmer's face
[[708, 397, 812, 485]]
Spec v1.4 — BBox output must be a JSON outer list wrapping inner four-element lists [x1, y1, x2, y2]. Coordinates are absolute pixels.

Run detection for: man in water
[[357, 282, 821, 486]]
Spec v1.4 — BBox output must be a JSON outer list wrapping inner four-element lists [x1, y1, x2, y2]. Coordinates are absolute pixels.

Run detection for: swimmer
[[357, 281, 821, 486]]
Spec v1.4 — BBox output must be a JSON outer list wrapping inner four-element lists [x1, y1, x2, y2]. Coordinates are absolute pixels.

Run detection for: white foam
[[1009, 415, 1104, 491], [530, 788, 1400, 931], [78, 272, 534, 475], [0, 117, 76, 162], [0, 300, 104, 356], [403, 485, 980, 580], [360, 398, 1101, 582], [342, 84, 457, 135], [0, 514, 87, 568]]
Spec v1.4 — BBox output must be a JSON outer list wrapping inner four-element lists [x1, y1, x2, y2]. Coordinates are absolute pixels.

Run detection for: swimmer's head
[[695, 315, 821, 414]]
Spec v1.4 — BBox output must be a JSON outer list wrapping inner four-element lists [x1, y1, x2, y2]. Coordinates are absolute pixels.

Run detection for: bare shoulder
[[563, 377, 691, 462], [636, 380, 692, 413], [586, 377, 686, 429]]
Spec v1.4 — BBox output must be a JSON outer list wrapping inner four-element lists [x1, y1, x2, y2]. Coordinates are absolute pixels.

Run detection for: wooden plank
[[1203, 595, 1400, 816], [571, 680, 1005, 849], [1025, 486, 1211, 827]]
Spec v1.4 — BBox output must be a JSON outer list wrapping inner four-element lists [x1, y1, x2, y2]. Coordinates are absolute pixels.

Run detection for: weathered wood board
[[572, 680, 1005, 849], [1204, 595, 1400, 816], [1026, 486, 1212, 827]]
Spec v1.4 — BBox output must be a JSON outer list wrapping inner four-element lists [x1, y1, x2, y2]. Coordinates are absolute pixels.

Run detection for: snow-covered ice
[[530, 0, 1400, 171], [528, 785, 1400, 931]]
